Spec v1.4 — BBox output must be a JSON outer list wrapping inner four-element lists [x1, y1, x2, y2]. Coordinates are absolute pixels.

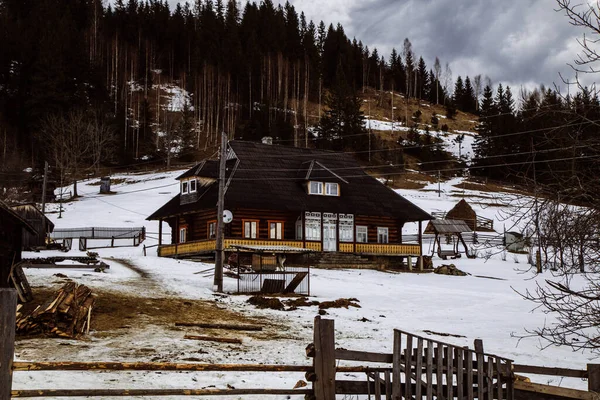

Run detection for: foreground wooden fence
[[3, 288, 600, 399]]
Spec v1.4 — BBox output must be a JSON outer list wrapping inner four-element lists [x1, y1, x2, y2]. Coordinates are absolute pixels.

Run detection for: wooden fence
[[2, 288, 600, 400]]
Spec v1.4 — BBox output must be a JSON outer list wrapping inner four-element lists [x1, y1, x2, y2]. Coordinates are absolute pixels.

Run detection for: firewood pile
[[16, 282, 96, 338]]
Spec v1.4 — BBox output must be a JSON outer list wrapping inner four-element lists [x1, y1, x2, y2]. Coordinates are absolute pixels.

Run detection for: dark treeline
[[0, 0, 463, 172], [473, 83, 600, 201]]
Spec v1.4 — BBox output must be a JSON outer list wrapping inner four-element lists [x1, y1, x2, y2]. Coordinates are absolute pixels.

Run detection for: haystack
[[446, 199, 477, 230]]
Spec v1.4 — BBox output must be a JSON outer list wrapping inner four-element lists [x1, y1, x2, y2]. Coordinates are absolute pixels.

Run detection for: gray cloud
[[176, 0, 592, 93]]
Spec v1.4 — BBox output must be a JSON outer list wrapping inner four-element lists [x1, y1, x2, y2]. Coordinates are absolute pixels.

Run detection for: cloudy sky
[[173, 0, 596, 94]]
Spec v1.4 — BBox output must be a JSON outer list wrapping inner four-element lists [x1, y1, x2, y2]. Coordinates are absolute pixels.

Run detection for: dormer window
[[325, 182, 339, 196], [309, 181, 323, 195], [190, 179, 197, 193], [181, 181, 189, 194], [308, 181, 340, 196]]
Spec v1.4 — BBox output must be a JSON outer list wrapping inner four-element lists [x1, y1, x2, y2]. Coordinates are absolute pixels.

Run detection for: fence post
[[313, 316, 335, 400], [1, 288, 17, 400], [588, 364, 600, 393]]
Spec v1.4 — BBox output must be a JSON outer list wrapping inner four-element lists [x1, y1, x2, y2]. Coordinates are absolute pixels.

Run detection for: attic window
[[309, 181, 323, 195], [325, 182, 339, 196], [190, 179, 197, 193], [181, 181, 189, 194]]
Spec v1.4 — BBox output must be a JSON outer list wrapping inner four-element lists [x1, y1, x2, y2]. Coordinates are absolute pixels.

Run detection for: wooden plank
[[385, 370, 391, 400], [313, 316, 335, 400], [506, 360, 514, 400], [335, 349, 393, 363], [446, 345, 454, 399], [456, 347, 464, 400], [436, 343, 444, 399], [513, 380, 596, 400], [466, 349, 474, 400], [1, 289, 17, 400], [404, 334, 413, 399], [183, 335, 241, 344], [283, 272, 308, 293], [175, 322, 263, 331], [11, 388, 313, 398], [588, 364, 600, 393], [374, 372, 382, 400], [392, 330, 402, 400], [415, 338, 423, 399], [487, 357, 494, 400], [496, 358, 503, 400], [513, 364, 587, 378], [426, 341, 433, 400], [476, 345, 484, 400]]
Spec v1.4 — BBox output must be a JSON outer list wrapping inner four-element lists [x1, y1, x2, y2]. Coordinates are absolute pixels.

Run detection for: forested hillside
[[1, 0, 599, 204]]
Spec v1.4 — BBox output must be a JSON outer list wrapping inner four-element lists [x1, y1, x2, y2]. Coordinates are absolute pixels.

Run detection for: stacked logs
[[16, 282, 96, 338]]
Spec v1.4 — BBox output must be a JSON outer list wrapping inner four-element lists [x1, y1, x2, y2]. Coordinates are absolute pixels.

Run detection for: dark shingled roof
[[148, 141, 432, 221]]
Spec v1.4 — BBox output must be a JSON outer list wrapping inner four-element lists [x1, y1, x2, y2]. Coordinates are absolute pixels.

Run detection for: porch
[[157, 238, 422, 258]]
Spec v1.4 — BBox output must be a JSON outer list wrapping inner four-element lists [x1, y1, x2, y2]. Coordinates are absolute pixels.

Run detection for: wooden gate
[[392, 329, 514, 399]]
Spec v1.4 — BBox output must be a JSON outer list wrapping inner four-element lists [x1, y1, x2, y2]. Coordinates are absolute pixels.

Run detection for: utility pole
[[437, 170, 441, 197], [41, 161, 49, 244], [391, 83, 394, 137], [213, 132, 228, 292], [532, 138, 542, 273]]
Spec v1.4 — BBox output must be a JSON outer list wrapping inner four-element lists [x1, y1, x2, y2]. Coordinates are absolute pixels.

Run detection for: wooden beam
[[1, 289, 17, 400], [512, 364, 587, 378], [13, 361, 313, 372], [589, 364, 600, 393], [11, 388, 313, 398], [183, 335, 241, 344], [514, 380, 596, 400], [334, 349, 393, 363], [313, 316, 335, 400], [175, 322, 262, 331]]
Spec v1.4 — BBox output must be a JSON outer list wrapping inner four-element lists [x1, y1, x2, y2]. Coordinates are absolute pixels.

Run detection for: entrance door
[[323, 222, 337, 252]]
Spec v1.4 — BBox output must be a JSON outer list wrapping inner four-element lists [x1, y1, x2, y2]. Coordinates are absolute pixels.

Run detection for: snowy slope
[[13, 170, 593, 398]]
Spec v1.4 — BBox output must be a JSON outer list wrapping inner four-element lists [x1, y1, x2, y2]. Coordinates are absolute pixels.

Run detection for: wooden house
[[0, 201, 36, 288], [147, 141, 432, 266], [11, 204, 55, 249]]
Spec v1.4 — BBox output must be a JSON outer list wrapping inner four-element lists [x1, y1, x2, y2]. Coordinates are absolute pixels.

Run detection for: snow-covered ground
[[364, 117, 477, 161], [12, 170, 594, 398]]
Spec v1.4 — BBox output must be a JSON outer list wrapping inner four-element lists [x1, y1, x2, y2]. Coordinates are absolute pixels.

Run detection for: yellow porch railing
[[355, 243, 421, 256], [157, 239, 420, 257]]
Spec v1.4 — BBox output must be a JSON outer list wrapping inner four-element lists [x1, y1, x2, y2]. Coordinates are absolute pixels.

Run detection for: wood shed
[[446, 199, 477, 230], [0, 201, 36, 288], [11, 204, 55, 249]]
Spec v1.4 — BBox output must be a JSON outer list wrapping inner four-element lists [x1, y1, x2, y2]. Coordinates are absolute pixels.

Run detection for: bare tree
[[434, 57, 442, 105], [473, 74, 482, 111], [443, 63, 452, 105]]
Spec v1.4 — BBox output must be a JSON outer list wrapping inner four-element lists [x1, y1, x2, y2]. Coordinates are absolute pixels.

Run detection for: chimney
[[261, 136, 273, 145]]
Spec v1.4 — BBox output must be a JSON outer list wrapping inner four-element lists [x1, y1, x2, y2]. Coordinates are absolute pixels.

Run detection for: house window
[[296, 219, 303, 240], [339, 214, 354, 242], [356, 226, 368, 243], [208, 221, 216, 239], [305, 213, 321, 241], [325, 182, 339, 196], [243, 220, 258, 239], [269, 221, 284, 240], [377, 227, 389, 244], [309, 181, 323, 195], [181, 181, 189, 194], [190, 179, 197, 193], [179, 227, 187, 243]]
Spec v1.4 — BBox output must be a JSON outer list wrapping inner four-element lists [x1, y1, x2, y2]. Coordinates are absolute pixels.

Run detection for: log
[[183, 335, 242, 344], [175, 322, 262, 331], [13, 361, 312, 372], [1, 289, 17, 400], [11, 388, 314, 398]]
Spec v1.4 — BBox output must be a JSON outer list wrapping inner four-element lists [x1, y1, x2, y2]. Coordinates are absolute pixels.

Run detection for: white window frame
[[179, 227, 187, 243], [377, 227, 389, 244], [208, 221, 216, 239], [309, 181, 323, 195], [189, 179, 197, 193], [356, 226, 368, 243], [243, 220, 258, 239], [325, 182, 339, 196], [181, 181, 189, 194], [269, 221, 284, 240]]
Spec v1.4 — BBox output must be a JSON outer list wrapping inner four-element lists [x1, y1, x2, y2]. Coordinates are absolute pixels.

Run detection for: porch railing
[[158, 239, 421, 257]]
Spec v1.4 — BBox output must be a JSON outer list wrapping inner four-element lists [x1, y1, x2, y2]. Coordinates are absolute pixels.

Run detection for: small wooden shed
[[446, 200, 477, 230], [11, 204, 55, 249], [0, 201, 36, 288]]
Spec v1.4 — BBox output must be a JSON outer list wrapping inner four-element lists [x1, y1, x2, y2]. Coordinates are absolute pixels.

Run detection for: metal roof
[[430, 219, 472, 233], [230, 245, 316, 253]]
